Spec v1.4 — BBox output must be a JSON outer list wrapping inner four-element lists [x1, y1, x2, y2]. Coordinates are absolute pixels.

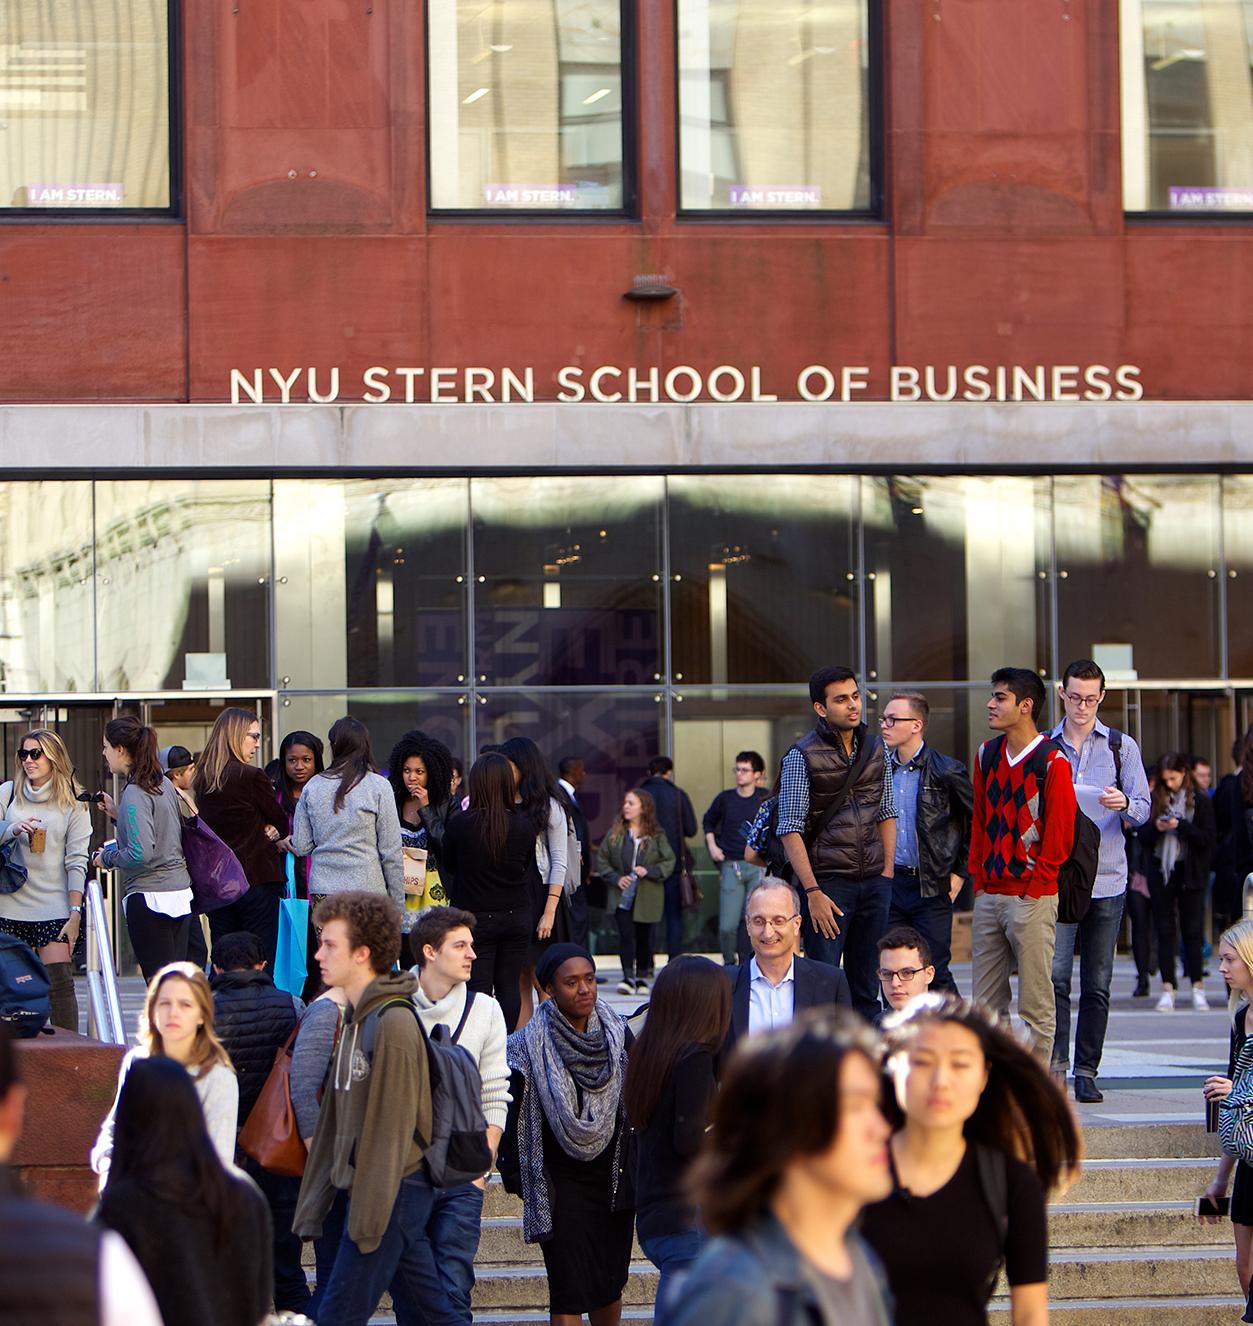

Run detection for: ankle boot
[[46, 961, 78, 1033]]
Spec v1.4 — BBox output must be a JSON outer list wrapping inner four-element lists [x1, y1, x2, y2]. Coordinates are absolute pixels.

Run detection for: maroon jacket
[[197, 761, 289, 886]]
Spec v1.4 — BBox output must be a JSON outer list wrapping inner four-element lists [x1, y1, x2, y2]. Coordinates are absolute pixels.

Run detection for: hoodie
[[293, 970, 432, 1254]]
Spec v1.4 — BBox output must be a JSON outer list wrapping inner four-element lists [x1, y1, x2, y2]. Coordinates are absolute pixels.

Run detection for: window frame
[[424, 0, 638, 221], [672, 0, 883, 222], [0, 0, 182, 224]]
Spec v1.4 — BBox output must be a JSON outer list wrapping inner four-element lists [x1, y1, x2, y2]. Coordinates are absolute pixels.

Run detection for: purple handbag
[[181, 815, 251, 914]]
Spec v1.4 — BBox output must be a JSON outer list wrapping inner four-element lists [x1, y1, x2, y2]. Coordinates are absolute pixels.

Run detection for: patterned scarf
[[507, 998, 629, 1243], [1155, 787, 1190, 880]]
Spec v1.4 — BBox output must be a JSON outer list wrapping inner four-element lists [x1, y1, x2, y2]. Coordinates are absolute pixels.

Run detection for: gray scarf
[[506, 998, 629, 1242], [1156, 787, 1190, 880]]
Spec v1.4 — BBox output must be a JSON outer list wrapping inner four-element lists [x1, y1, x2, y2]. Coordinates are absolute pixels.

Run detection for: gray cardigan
[[290, 770, 405, 908], [98, 779, 192, 897]]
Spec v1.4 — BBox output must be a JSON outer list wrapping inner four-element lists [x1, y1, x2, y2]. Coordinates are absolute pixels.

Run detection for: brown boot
[[46, 961, 78, 1033]]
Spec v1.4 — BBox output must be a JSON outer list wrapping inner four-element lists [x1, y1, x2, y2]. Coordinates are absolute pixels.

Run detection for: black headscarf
[[535, 943, 593, 990]]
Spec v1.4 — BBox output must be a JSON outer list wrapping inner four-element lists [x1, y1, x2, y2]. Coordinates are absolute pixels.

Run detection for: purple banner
[[729, 184, 822, 208], [1169, 186, 1253, 212]]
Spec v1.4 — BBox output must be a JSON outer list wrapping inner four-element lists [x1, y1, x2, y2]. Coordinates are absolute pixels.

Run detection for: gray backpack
[[362, 993, 493, 1187]]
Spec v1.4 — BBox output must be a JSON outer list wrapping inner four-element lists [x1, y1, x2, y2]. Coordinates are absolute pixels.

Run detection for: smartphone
[[1196, 1195, 1230, 1218]]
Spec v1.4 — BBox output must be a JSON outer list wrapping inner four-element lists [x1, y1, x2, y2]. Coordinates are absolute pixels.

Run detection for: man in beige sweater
[[294, 891, 433, 1326]]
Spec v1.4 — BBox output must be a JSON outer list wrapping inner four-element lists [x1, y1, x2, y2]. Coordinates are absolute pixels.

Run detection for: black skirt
[[539, 1118, 634, 1314], [1233, 1160, 1253, 1225]]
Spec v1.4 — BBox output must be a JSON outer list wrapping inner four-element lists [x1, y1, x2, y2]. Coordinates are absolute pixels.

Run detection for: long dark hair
[[274, 730, 325, 814], [324, 717, 375, 813], [625, 955, 730, 1130], [1152, 751, 1196, 819], [388, 729, 454, 818], [688, 1011, 881, 1236], [106, 1056, 237, 1244], [498, 736, 561, 838], [466, 753, 518, 864], [103, 715, 163, 794], [881, 995, 1082, 1192]]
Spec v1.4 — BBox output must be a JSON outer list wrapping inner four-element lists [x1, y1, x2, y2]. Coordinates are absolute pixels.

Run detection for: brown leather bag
[[238, 1025, 306, 1177]]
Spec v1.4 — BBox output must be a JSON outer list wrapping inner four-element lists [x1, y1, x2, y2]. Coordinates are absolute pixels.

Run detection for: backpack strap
[[978, 735, 1006, 782], [974, 1142, 1010, 1294], [359, 996, 421, 1060], [451, 989, 476, 1045], [805, 730, 878, 848], [1108, 728, 1124, 790]]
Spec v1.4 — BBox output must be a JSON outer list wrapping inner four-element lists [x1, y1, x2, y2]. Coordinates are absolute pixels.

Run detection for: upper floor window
[[427, 0, 628, 213], [1122, 0, 1253, 213], [0, 0, 173, 214], [677, 0, 874, 214]]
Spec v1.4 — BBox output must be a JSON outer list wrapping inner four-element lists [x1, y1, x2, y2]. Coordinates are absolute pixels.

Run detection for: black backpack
[[979, 736, 1100, 924], [361, 993, 493, 1187], [0, 933, 51, 1038]]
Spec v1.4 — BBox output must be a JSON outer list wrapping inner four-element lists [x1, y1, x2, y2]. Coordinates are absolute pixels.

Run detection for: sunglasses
[[19, 747, 44, 762]]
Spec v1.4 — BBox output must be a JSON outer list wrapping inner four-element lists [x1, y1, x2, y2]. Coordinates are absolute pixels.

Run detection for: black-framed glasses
[[878, 715, 917, 728], [19, 747, 44, 762], [1061, 693, 1101, 709], [877, 966, 927, 984]]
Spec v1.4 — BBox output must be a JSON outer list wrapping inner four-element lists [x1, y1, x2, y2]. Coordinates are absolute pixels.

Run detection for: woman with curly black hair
[[388, 729, 458, 937]]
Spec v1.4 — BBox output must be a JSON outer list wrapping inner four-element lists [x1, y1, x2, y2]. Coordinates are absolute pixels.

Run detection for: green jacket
[[595, 830, 676, 925]]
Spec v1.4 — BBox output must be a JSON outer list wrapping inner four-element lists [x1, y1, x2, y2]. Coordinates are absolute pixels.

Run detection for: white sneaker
[[1192, 987, 1210, 1012], [1156, 988, 1175, 1012], [616, 979, 635, 996]]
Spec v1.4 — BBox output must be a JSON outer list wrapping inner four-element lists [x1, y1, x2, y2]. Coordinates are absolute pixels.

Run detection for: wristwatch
[[68, 904, 83, 914]]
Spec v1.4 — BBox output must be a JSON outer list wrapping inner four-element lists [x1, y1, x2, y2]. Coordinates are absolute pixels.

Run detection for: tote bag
[[181, 812, 250, 914], [273, 853, 309, 998], [237, 1024, 306, 1176]]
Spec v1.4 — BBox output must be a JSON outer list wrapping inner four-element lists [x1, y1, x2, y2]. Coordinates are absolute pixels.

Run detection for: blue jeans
[[802, 875, 891, 1021], [888, 871, 959, 995], [640, 1228, 706, 1325], [312, 1168, 439, 1326], [719, 859, 763, 964], [387, 1181, 484, 1326], [1051, 892, 1126, 1079]]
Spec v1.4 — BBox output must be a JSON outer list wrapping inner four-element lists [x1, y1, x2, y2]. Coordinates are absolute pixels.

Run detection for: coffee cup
[[28, 824, 46, 854]]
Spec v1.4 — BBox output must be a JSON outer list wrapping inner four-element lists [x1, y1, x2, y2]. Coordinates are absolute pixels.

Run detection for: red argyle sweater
[[968, 736, 1077, 898]]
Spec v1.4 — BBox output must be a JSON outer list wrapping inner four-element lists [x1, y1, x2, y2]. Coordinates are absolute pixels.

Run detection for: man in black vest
[[0, 1023, 163, 1326], [778, 666, 897, 1020]]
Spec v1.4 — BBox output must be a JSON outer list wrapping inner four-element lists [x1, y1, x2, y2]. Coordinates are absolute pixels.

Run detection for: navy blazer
[[724, 954, 852, 1050]]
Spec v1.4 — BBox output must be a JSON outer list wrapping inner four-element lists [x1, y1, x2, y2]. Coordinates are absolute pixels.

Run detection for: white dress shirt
[[748, 955, 796, 1035]]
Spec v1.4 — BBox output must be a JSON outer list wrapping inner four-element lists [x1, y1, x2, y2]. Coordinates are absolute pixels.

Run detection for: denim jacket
[[666, 1213, 891, 1326]]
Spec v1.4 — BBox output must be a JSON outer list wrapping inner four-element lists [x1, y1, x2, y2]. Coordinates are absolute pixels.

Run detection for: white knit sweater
[[410, 977, 512, 1130]]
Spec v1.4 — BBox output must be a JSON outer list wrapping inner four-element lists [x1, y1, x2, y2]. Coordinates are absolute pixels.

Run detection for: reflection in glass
[[95, 480, 271, 691], [678, 0, 871, 211], [1054, 475, 1221, 680], [863, 477, 1052, 683], [669, 475, 857, 683], [0, 1, 171, 210], [472, 476, 663, 686], [1122, 0, 1253, 212], [1224, 476, 1253, 676], [428, 0, 625, 211], [0, 482, 94, 691]]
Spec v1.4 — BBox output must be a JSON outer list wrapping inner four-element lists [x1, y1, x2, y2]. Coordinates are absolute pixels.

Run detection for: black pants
[[123, 893, 190, 981], [1127, 886, 1156, 982], [241, 1155, 310, 1312], [616, 908, 654, 981], [467, 906, 532, 1032], [1150, 871, 1205, 988], [209, 880, 282, 971]]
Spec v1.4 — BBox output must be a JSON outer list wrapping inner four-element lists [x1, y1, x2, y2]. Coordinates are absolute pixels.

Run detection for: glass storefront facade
[[2, 470, 1251, 950]]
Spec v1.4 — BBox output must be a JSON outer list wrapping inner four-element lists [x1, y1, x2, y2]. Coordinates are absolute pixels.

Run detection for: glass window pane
[[1122, 0, 1253, 212], [0, 481, 94, 692], [274, 480, 468, 690], [863, 477, 1052, 683], [472, 477, 663, 686], [668, 475, 857, 685], [95, 480, 271, 691], [1224, 476, 1253, 676], [1054, 475, 1222, 680], [0, 1, 171, 211], [678, 0, 872, 212], [428, 0, 625, 211]]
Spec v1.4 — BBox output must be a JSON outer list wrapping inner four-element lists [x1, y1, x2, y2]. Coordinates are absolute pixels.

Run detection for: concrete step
[[1049, 1202, 1229, 1248], [1011, 1247, 1234, 1301], [989, 1299, 1246, 1325], [1064, 1158, 1216, 1204], [1080, 1124, 1219, 1160]]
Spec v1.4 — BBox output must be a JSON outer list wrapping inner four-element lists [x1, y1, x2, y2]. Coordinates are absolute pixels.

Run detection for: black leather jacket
[[892, 745, 974, 899]]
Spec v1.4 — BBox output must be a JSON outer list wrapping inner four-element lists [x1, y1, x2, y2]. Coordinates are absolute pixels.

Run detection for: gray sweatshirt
[[291, 771, 405, 909], [0, 779, 92, 921], [98, 779, 192, 897]]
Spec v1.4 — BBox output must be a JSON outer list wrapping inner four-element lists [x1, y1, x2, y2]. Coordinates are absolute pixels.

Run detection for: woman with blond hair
[[1201, 918, 1253, 1302], [0, 729, 92, 1029], [194, 706, 290, 967], [595, 788, 675, 995], [92, 961, 239, 1184]]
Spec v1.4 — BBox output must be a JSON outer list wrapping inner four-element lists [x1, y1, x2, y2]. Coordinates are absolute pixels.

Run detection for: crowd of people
[[1, 663, 1253, 1326]]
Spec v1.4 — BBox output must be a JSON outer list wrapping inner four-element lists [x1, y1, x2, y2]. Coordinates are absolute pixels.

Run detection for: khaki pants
[[972, 890, 1059, 1063]]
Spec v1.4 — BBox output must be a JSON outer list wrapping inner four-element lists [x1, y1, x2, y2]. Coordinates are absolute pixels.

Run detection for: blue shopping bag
[[274, 853, 309, 997]]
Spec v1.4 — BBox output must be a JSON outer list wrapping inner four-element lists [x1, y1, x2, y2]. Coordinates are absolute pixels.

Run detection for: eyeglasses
[[245, 730, 262, 741], [19, 747, 44, 762], [747, 914, 799, 931], [1062, 693, 1101, 709], [878, 715, 917, 728], [877, 966, 926, 984]]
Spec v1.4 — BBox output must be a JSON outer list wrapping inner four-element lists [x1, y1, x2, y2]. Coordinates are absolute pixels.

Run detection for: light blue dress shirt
[[748, 955, 796, 1035]]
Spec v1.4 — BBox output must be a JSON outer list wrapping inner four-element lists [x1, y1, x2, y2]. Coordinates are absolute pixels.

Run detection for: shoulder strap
[[808, 731, 878, 845], [979, 735, 1005, 781], [974, 1142, 1010, 1249], [360, 996, 421, 1059], [1108, 728, 1124, 789], [451, 989, 476, 1044]]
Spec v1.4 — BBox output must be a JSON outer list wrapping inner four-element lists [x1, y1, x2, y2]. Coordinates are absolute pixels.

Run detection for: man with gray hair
[[722, 877, 851, 1050]]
